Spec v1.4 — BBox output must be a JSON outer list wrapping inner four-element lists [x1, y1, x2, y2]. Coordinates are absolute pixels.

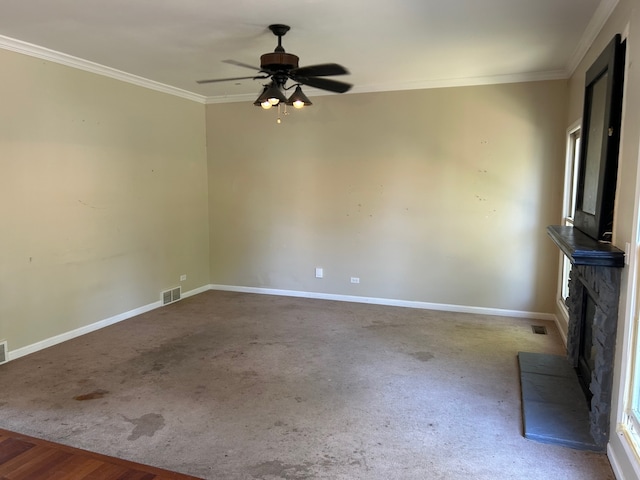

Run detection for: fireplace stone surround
[[547, 225, 624, 448]]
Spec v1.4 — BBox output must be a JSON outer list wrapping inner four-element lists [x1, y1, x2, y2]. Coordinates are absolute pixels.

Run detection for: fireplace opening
[[577, 292, 597, 405]]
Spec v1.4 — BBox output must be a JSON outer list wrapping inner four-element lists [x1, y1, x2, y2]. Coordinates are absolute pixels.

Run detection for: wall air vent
[[0, 340, 8, 365], [162, 287, 182, 305], [531, 325, 548, 335]]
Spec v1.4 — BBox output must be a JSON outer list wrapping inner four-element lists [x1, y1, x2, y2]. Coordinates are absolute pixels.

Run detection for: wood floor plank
[[45, 455, 105, 480], [78, 461, 133, 479], [13, 450, 73, 480], [0, 428, 202, 480], [0, 438, 34, 464], [115, 471, 158, 480], [0, 444, 59, 476]]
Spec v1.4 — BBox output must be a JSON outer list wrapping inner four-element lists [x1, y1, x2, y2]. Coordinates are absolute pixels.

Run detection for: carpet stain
[[123, 413, 165, 441], [73, 389, 109, 401], [248, 459, 313, 479], [410, 351, 434, 362], [364, 323, 410, 330]]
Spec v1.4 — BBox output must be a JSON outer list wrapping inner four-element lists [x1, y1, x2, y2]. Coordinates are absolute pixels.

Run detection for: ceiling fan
[[197, 24, 352, 111]]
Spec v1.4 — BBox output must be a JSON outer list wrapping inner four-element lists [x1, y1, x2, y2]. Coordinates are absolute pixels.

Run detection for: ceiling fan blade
[[291, 75, 352, 93], [222, 59, 262, 71], [197, 75, 266, 84], [290, 63, 349, 77]]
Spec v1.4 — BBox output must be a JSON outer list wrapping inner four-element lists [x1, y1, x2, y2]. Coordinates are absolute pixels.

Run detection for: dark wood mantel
[[547, 225, 625, 268]]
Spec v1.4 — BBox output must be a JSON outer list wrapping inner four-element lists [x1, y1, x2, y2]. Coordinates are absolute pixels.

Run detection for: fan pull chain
[[276, 103, 289, 124]]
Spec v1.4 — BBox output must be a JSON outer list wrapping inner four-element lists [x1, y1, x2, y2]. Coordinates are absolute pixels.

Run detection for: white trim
[[8, 301, 159, 361], [610, 21, 640, 479], [0, 1, 618, 107], [562, 120, 583, 219], [0, 32, 571, 107], [7, 285, 209, 361], [346, 70, 569, 95], [5, 282, 557, 362], [555, 296, 570, 346], [208, 284, 556, 321], [566, 0, 620, 76], [204, 69, 569, 105], [552, 120, 582, 349], [182, 284, 211, 298], [614, 21, 639, 429], [0, 35, 207, 104], [609, 430, 640, 480]]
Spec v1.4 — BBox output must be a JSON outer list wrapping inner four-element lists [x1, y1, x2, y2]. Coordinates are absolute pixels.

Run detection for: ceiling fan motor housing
[[260, 52, 299, 72]]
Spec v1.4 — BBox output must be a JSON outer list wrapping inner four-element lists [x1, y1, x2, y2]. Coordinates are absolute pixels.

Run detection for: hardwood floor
[[0, 428, 203, 479]]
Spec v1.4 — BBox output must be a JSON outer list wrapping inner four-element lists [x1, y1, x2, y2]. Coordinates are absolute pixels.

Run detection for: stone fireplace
[[547, 225, 624, 448], [565, 262, 621, 445]]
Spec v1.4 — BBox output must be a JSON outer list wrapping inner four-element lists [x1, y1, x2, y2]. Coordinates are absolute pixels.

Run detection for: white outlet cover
[[180, 274, 187, 281]]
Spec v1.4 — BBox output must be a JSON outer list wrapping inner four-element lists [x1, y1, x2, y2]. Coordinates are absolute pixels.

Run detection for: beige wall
[[1, 4, 638, 473], [207, 81, 567, 314], [0, 48, 209, 351], [0, 47, 570, 352]]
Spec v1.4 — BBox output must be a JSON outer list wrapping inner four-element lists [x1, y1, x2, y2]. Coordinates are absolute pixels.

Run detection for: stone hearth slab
[[517, 352, 600, 451]]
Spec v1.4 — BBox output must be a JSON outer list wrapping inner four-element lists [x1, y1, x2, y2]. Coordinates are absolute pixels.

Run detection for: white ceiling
[[0, 0, 613, 103]]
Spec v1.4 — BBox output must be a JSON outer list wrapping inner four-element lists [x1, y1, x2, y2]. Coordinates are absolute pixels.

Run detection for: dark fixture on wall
[[573, 34, 626, 242], [541, 33, 627, 451]]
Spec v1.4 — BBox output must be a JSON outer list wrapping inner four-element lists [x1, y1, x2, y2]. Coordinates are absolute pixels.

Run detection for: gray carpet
[[0, 290, 615, 479]]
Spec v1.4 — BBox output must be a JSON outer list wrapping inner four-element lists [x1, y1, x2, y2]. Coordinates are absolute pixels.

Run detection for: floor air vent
[[531, 325, 548, 335], [162, 287, 181, 305], [0, 341, 8, 365]]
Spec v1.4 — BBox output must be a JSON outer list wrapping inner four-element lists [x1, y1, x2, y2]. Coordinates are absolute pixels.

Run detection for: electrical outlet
[[315, 267, 323, 278], [350, 277, 360, 284], [0, 340, 7, 364], [180, 274, 187, 281]]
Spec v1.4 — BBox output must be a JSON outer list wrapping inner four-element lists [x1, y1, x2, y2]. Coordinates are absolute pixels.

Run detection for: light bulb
[[261, 101, 272, 109], [268, 97, 280, 106], [292, 100, 305, 109]]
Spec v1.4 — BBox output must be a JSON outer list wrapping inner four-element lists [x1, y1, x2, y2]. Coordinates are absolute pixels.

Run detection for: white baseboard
[[208, 284, 556, 321], [608, 430, 640, 480], [8, 285, 208, 362], [183, 285, 211, 298], [554, 298, 570, 346], [7, 283, 555, 362]]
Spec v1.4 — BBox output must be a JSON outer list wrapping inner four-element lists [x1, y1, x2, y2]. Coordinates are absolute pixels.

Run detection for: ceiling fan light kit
[[286, 85, 312, 109], [197, 23, 351, 122], [260, 82, 288, 108]]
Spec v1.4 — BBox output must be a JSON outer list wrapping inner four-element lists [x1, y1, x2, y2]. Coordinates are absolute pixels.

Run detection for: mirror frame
[[574, 34, 625, 242]]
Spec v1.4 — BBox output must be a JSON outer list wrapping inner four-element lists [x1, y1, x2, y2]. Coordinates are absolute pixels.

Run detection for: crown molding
[[204, 69, 569, 104], [1, 21, 595, 108], [204, 93, 258, 105], [566, 0, 620, 76], [347, 70, 569, 95], [0, 34, 207, 104]]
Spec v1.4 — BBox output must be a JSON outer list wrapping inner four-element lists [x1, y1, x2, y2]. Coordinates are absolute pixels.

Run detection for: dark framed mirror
[[574, 34, 625, 242]]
